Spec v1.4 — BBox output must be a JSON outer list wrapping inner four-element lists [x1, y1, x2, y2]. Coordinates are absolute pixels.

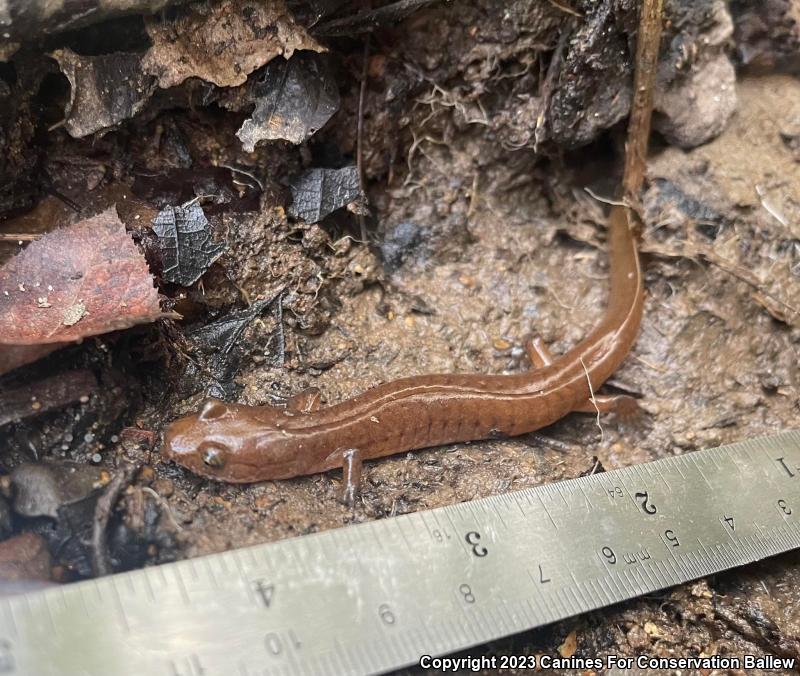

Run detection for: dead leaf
[[151, 204, 226, 286], [0, 207, 163, 373], [235, 51, 339, 151], [558, 628, 578, 658], [51, 48, 156, 138], [288, 166, 362, 223], [143, 0, 322, 89]]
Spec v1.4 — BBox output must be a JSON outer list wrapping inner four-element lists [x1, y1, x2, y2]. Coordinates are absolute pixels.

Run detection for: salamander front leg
[[340, 448, 363, 508], [286, 387, 322, 414], [524, 335, 553, 368]]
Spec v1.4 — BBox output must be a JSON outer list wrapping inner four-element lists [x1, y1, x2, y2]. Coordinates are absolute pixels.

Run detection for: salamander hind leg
[[340, 448, 363, 508], [525, 335, 639, 418], [574, 394, 640, 418]]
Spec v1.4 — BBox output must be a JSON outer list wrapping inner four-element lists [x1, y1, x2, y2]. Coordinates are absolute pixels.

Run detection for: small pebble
[[153, 478, 174, 497], [79, 395, 90, 404], [91, 453, 102, 464]]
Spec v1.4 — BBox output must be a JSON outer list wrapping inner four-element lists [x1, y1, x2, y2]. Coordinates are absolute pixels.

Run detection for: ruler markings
[[1, 432, 799, 675]]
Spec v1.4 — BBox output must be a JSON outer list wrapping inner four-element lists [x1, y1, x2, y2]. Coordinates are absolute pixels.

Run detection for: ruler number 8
[[778, 499, 792, 516], [459, 583, 476, 604]]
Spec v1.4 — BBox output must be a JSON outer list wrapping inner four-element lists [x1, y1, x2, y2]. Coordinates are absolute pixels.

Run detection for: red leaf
[[0, 207, 164, 372]]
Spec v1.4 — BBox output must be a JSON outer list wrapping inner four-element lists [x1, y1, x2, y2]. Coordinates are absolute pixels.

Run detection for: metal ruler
[[2, 430, 800, 676]]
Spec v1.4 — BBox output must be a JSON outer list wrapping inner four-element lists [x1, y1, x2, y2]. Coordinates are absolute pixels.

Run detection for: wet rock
[[380, 221, 426, 270], [10, 462, 109, 519], [732, 0, 800, 72], [654, 1, 737, 148]]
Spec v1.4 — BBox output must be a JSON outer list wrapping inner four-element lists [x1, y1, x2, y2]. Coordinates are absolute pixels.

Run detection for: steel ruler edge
[[1, 430, 800, 676]]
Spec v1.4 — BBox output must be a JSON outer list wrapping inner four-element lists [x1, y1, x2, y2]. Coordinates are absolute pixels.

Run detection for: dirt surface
[[1, 0, 799, 672]]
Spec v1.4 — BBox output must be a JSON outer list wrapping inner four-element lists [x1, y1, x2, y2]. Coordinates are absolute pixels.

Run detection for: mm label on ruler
[[2, 430, 800, 676]]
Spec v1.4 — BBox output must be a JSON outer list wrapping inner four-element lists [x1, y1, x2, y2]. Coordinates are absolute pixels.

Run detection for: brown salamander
[[162, 203, 644, 502]]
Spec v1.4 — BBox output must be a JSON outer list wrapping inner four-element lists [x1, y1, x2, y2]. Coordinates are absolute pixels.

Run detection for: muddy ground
[[1, 0, 799, 673]]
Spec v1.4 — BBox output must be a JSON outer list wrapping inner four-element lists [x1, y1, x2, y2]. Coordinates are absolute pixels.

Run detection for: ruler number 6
[[378, 603, 396, 626]]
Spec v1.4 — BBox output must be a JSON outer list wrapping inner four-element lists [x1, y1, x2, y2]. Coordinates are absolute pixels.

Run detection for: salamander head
[[161, 399, 305, 482]]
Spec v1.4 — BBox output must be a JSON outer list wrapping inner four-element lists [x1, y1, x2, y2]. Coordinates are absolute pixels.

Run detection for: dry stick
[[582, 0, 663, 442], [622, 0, 664, 206], [356, 32, 372, 245]]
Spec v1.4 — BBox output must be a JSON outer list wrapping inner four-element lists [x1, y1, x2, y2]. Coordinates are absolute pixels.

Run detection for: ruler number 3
[[465, 531, 488, 557]]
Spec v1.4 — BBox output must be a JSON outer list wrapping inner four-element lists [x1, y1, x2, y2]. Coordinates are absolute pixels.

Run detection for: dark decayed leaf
[[187, 296, 279, 397], [288, 165, 361, 223], [0, 207, 164, 374], [237, 51, 340, 151], [51, 48, 156, 138], [312, 0, 437, 36], [151, 204, 226, 286]]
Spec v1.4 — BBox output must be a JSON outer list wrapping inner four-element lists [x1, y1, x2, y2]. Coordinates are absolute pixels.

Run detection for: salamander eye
[[201, 444, 227, 468]]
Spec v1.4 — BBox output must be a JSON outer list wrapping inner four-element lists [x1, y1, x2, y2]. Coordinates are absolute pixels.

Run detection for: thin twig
[[583, 187, 629, 207], [580, 357, 604, 444], [141, 487, 184, 532], [91, 463, 139, 577], [0, 233, 41, 241]]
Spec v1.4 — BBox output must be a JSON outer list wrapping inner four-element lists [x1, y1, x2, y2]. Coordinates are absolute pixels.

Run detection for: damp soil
[[1, 2, 799, 673]]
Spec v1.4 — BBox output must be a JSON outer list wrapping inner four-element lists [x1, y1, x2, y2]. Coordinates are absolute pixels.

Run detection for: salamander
[[162, 203, 644, 503]]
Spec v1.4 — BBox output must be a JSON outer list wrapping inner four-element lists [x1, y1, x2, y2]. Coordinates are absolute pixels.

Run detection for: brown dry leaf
[[558, 628, 578, 658], [142, 0, 322, 89], [0, 207, 163, 373]]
